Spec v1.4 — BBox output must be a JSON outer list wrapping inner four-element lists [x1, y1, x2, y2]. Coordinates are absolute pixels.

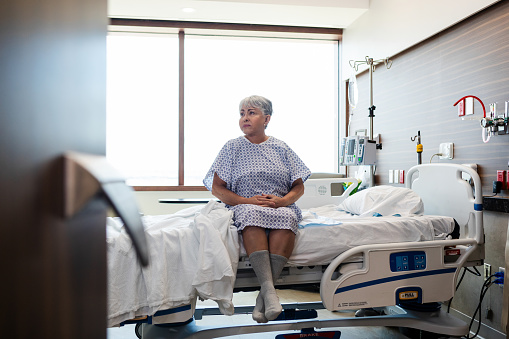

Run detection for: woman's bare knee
[[268, 229, 295, 258], [242, 226, 268, 256]]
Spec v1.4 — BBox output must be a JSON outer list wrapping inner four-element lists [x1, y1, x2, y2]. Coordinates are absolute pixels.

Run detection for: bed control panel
[[390, 251, 426, 272]]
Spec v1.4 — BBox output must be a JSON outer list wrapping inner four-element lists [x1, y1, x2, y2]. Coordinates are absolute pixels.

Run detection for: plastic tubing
[[453, 95, 486, 118], [482, 126, 490, 143]]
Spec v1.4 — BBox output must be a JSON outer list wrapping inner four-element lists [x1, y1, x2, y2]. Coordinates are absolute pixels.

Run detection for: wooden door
[[0, 0, 108, 337]]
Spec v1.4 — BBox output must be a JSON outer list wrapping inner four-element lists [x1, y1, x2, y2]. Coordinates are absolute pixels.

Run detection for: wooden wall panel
[[349, 0, 509, 195], [0, 0, 107, 338]]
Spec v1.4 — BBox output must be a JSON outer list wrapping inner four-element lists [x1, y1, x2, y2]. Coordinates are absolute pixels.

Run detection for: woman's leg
[[268, 229, 296, 258], [242, 226, 268, 255], [248, 250, 283, 320], [251, 229, 295, 322], [252, 252, 289, 323], [242, 227, 296, 259], [242, 226, 283, 321]]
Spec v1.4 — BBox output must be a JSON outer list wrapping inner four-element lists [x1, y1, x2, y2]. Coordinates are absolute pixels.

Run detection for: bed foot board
[[138, 305, 468, 339]]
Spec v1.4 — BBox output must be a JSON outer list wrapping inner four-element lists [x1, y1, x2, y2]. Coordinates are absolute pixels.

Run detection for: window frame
[[108, 18, 342, 191]]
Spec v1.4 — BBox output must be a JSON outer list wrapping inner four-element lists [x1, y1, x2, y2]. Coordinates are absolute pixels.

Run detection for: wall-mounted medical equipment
[[454, 95, 509, 143], [481, 102, 509, 136], [339, 135, 377, 166]]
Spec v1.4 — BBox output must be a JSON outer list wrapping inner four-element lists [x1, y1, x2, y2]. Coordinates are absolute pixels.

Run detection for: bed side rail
[[320, 239, 478, 312], [407, 164, 484, 244], [296, 177, 358, 209]]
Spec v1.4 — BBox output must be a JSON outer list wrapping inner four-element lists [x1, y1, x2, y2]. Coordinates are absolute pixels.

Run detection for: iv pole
[[367, 58, 376, 141], [349, 56, 392, 186]]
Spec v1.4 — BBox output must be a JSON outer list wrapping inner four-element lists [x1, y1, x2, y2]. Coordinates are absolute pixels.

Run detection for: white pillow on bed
[[338, 185, 424, 217]]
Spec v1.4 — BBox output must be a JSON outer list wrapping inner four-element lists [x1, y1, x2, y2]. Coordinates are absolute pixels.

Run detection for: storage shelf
[[483, 196, 509, 213]]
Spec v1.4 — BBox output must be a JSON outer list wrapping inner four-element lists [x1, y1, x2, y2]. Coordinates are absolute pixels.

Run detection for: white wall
[[342, 0, 500, 80]]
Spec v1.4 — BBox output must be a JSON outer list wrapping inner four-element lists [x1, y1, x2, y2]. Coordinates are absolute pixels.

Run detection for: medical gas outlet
[[481, 102, 509, 134], [454, 96, 509, 143], [339, 136, 377, 166]]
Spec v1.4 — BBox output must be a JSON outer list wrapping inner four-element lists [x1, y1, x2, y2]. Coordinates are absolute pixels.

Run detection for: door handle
[[62, 151, 149, 266]]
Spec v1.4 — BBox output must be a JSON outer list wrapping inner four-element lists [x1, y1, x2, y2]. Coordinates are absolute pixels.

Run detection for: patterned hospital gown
[[203, 136, 311, 234]]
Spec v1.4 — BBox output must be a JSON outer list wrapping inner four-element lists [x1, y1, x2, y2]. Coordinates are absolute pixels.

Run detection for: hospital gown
[[203, 136, 311, 234]]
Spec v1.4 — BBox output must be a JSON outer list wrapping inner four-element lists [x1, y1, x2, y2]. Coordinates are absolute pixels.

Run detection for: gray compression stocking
[[249, 250, 283, 321], [252, 253, 288, 323]]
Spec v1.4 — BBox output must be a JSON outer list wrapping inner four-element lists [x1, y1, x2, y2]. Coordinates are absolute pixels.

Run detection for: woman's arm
[[211, 173, 276, 207]]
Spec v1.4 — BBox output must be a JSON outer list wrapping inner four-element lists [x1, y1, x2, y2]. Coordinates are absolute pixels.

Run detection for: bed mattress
[[110, 203, 456, 268], [287, 205, 455, 266]]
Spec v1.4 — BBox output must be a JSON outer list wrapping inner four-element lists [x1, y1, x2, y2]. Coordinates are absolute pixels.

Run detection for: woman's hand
[[240, 195, 272, 207], [212, 173, 305, 208], [244, 178, 305, 209], [255, 194, 285, 208]]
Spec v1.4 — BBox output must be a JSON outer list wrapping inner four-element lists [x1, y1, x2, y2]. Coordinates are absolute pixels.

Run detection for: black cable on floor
[[447, 266, 481, 314], [464, 272, 503, 339], [447, 267, 468, 313]]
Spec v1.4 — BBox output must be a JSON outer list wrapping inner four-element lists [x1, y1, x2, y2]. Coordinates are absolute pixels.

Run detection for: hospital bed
[[107, 163, 484, 338]]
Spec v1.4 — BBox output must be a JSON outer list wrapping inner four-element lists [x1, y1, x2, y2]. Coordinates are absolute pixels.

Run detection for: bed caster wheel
[[354, 308, 384, 317], [398, 327, 448, 339], [135, 323, 142, 339]]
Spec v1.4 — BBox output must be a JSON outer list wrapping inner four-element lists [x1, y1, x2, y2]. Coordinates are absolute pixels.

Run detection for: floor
[[107, 288, 454, 339]]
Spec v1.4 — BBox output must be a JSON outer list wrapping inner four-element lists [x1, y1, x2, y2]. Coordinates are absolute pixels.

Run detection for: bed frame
[[130, 163, 485, 339]]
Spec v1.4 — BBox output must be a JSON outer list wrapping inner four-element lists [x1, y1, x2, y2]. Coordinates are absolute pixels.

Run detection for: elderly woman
[[203, 95, 311, 323]]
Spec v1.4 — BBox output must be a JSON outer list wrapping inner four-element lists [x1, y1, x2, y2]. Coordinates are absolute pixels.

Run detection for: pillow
[[338, 185, 423, 217]]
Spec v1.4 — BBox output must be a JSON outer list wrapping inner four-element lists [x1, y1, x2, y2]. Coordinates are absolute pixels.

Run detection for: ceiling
[[108, 0, 369, 29]]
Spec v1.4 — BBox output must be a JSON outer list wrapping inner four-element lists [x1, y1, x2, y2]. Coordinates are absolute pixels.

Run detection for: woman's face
[[239, 105, 270, 136]]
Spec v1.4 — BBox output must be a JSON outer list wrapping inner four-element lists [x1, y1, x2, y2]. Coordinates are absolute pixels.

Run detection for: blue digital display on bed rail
[[390, 251, 426, 272]]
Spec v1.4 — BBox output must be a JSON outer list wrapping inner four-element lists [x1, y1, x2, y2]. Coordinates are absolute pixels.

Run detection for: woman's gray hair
[[239, 95, 273, 116]]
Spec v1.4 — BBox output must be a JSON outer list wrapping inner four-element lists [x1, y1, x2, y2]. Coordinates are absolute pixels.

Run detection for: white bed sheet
[[107, 201, 239, 328], [287, 204, 455, 266]]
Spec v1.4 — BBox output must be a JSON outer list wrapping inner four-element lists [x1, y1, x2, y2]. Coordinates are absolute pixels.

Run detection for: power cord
[[429, 153, 443, 163], [447, 268, 467, 313], [447, 267, 481, 314], [464, 271, 504, 339], [447, 266, 481, 313]]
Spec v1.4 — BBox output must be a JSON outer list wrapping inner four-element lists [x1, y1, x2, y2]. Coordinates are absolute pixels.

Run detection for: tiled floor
[[107, 288, 453, 339]]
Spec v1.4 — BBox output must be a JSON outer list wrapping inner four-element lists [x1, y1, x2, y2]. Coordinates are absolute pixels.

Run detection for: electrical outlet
[[439, 143, 454, 159], [484, 263, 492, 279]]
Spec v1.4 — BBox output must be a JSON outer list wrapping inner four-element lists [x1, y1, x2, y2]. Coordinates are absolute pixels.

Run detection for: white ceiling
[[108, 0, 369, 28]]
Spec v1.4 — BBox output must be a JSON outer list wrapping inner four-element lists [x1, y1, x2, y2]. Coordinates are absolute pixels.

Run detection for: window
[[107, 24, 340, 189], [107, 34, 179, 186]]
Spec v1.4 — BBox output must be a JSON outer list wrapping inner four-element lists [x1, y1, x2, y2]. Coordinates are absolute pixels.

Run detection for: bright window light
[[106, 34, 179, 186], [184, 36, 338, 185]]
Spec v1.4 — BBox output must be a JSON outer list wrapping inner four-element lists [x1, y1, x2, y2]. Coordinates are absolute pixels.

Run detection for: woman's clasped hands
[[248, 194, 286, 208]]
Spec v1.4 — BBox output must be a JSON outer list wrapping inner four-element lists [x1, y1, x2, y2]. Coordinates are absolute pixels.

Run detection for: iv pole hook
[[411, 131, 423, 165]]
